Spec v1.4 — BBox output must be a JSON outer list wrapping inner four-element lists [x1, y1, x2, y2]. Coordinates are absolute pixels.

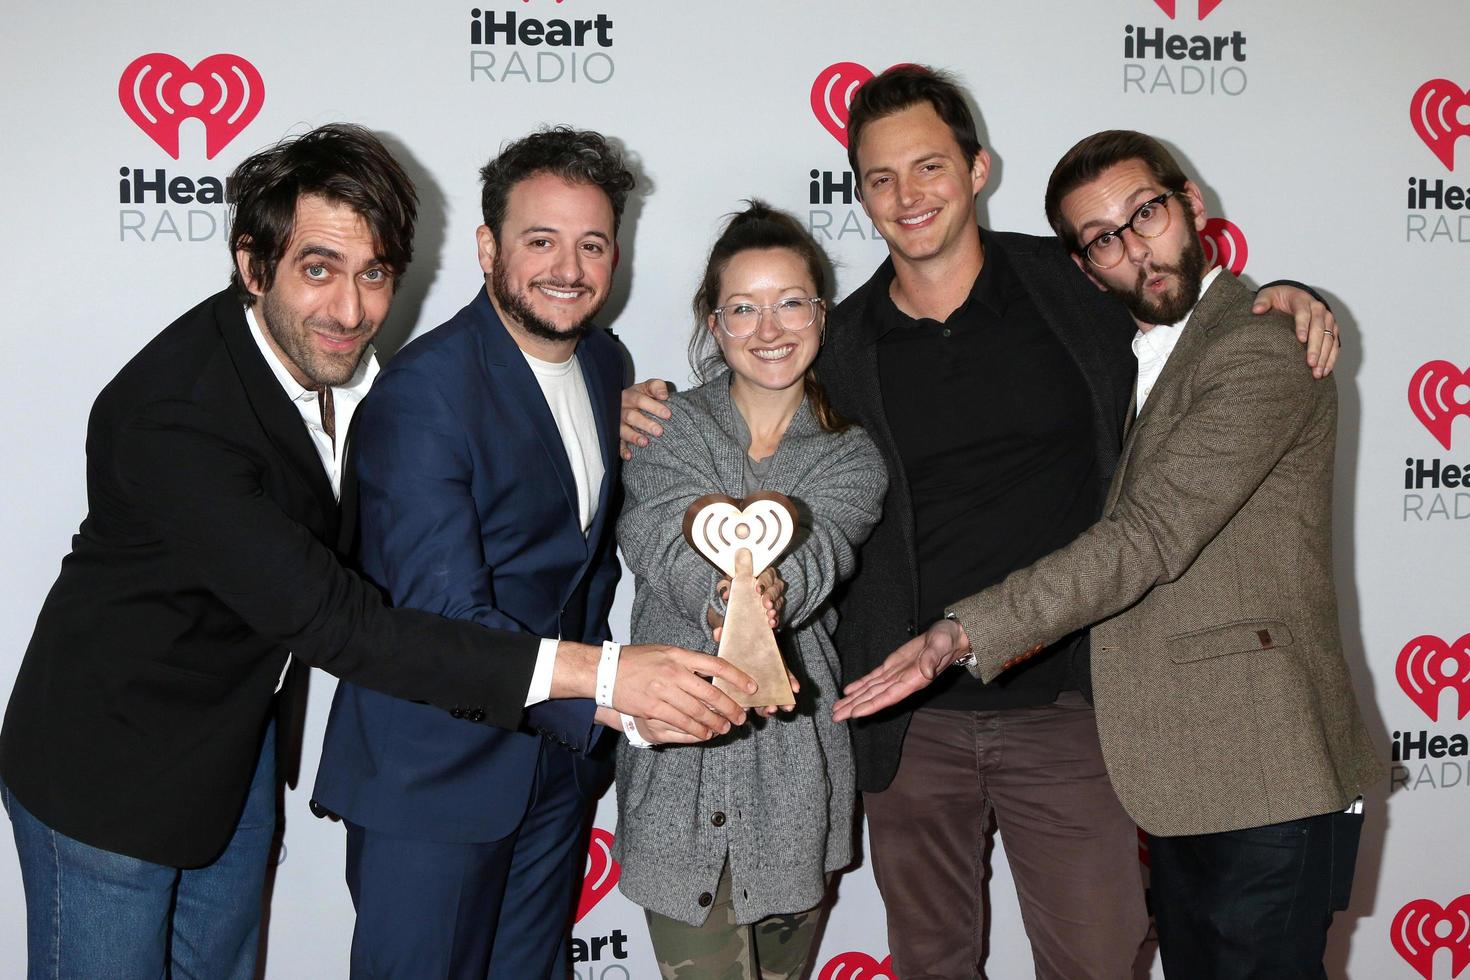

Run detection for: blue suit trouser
[[343, 737, 591, 980]]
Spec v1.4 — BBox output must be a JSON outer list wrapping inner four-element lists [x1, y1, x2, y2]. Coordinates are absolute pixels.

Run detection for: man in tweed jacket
[[836, 131, 1379, 979]]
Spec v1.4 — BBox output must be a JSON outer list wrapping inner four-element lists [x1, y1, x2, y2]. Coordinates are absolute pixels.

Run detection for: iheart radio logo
[[1398, 635, 1470, 722], [819, 952, 896, 980], [1199, 218, 1247, 275], [1411, 79, 1470, 171], [1408, 362, 1470, 451], [574, 827, 619, 923], [1391, 895, 1470, 980], [118, 53, 264, 160], [1151, 0, 1226, 19]]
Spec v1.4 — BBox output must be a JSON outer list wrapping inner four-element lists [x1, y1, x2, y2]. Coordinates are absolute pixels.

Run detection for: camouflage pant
[[645, 866, 825, 980]]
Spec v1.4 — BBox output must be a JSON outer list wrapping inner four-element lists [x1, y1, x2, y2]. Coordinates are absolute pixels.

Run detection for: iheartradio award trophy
[[682, 491, 799, 709]]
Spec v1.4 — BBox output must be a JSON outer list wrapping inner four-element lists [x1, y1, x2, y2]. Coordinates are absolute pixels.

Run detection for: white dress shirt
[[1131, 266, 1223, 415]]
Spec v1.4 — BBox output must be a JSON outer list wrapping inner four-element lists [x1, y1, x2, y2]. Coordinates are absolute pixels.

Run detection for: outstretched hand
[[831, 619, 970, 722], [612, 643, 755, 740]]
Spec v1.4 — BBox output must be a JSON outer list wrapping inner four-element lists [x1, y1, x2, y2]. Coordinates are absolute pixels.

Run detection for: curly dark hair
[[479, 127, 636, 240], [227, 123, 417, 304]]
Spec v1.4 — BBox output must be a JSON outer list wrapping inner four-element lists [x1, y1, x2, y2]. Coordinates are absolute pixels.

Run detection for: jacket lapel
[[573, 334, 616, 554], [1005, 235, 1134, 467], [215, 294, 338, 530], [472, 291, 581, 524], [844, 272, 921, 612], [1105, 271, 1243, 513]]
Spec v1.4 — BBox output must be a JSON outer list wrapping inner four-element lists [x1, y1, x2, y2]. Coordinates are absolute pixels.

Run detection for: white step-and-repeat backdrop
[[2, 1, 1467, 977]]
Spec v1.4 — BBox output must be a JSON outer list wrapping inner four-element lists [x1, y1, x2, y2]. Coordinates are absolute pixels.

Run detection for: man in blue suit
[[314, 128, 699, 978]]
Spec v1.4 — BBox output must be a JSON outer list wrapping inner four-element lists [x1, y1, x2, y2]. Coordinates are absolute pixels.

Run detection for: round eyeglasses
[[1081, 191, 1176, 269], [711, 296, 824, 339]]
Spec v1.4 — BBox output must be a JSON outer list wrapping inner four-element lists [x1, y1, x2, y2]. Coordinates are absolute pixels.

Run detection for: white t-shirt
[[521, 350, 604, 534]]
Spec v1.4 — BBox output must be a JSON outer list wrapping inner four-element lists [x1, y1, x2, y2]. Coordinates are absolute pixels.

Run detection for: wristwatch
[[943, 611, 977, 669]]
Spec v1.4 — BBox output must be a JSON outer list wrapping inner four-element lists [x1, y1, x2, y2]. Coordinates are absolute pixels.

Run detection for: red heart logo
[[1408, 361, 1470, 451], [1391, 896, 1470, 980], [811, 62, 875, 148], [1411, 79, 1470, 171], [1198, 218, 1247, 275], [1397, 634, 1470, 722], [574, 827, 620, 923], [819, 951, 897, 980], [118, 53, 264, 160]]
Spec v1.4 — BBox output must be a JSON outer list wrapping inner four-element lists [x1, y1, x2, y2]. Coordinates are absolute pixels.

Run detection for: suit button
[[905, 622, 917, 637], [308, 799, 339, 821], [711, 811, 726, 827], [449, 707, 464, 719], [469, 708, 485, 723], [698, 892, 713, 907]]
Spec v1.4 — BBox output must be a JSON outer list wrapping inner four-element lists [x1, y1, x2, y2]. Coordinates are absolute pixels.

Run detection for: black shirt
[[875, 230, 1100, 710]]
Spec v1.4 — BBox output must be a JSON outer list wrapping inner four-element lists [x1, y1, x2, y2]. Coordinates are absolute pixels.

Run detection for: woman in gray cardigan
[[615, 202, 887, 979]]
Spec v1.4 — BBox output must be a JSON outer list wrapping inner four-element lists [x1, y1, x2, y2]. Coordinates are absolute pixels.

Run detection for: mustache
[[304, 316, 372, 340], [1134, 261, 1184, 289], [530, 278, 590, 292]]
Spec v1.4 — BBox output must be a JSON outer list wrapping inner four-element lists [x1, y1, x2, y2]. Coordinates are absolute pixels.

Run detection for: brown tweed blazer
[[949, 271, 1379, 836]]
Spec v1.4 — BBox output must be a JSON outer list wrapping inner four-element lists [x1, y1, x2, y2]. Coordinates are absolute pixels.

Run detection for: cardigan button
[[698, 892, 713, 907], [711, 811, 726, 827]]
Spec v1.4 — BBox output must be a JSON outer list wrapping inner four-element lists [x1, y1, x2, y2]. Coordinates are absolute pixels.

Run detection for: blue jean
[[3, 722, 277, 980]]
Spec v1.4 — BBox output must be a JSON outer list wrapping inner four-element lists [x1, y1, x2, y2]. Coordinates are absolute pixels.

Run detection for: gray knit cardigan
[[613, 376, 887, 926]]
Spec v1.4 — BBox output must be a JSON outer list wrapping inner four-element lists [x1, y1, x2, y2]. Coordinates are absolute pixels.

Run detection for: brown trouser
[[864, 694, 1147, 980]]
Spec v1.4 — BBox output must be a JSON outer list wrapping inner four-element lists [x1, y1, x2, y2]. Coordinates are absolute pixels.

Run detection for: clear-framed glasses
[[712, 296, 824, 339], [1081, 191, 1176, 269]]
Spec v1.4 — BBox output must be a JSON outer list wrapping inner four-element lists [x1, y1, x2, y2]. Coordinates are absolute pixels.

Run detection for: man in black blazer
[[0, 123, 752, 979]]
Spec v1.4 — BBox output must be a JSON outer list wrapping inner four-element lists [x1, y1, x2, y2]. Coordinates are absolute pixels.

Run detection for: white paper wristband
[[620, 712, 654, 748], [595, 641, 621, 708]]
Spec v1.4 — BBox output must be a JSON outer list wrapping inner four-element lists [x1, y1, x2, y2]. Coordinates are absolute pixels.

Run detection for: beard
[[490, 259, 601, 344], [1108, 226, 1209, 327], [259, 290, 374, 388]]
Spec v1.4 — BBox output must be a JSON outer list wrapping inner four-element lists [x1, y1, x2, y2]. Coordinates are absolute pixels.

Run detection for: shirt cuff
[[524, 637, 559, 707]]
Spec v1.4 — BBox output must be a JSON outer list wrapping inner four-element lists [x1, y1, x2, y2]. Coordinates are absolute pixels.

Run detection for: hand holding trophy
[[683, 492, 799, 708]]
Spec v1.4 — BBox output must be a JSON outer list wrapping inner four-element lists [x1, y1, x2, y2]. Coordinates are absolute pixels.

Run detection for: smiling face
[[854, 102, 990, 270], [477, 171, 617, 357], [238, 193, 393, 388], [710, 247, 824, 399], [1060, 158, 1210, 328]]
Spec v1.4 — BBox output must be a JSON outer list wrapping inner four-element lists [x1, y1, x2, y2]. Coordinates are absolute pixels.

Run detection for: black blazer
[[0, 290, 540, 867], [816, 230, 1135, 793]]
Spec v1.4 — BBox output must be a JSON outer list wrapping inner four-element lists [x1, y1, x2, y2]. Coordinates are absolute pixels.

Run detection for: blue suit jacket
[[313, 289, 621, 842]]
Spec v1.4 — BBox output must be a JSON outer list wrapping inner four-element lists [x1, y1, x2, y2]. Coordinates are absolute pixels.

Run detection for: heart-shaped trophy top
[[682, 492, 798, 577]]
